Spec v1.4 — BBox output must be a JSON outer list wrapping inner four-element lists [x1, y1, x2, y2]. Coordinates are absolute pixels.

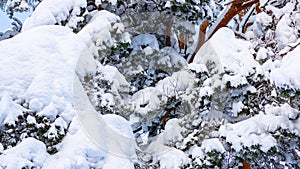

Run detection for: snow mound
[[270, 45, 300, 89], [141, 118, 189, 169], [219, 103, 300, 152], [131, 70, 194, 116], [0, 138, 49, 169], [73, 76, 137, 160], [23, 0, 86, 31], [1, 8, 137, 168], [131, 33, 159, 53], [42, 117, 107, 169], [201, 138, 225, 153], [103, 114, 135, 139], [97, 64, 130, 94], [0, 93, 26, 125], [0, 25, 80, 110], [193, 27, 258, 87]]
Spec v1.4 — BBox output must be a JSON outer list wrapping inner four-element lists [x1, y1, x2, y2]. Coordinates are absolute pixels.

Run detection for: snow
[[103, 114, 135, 139], [73, 75, 138, 159], [193, 27, 258, 88], [256, 47, 268, 60], [0, 93, 25, 125], [1, 0, 300, 167], [54, 117, 68, 134], [176, 0, 186, 4], [42, 118, 107, 169], [188, 63, 208, 73], [201, 138, 225, 153], [0, 26, 73, 97], [29, 98, 44, 112], [131, 87, 162, 115], [253, 12, 272, 38], [275, 14, 298, 50], [199, 86, 213, 97], [96, 64, 130, 95], [95, 0, 117, 5], [0, 8, 138, 168], [265, 103, 299, 120], [131, 70, 194, 116], [163, 118, 184, 144], [103, 155, 135, 169], [131, 33, 160, 54], [26, 115, 36, 124], [265, 2, 297, 19], [259, 0, 268, 6], [219, 117, 276, 152], [219, 103, 300, 152], [0, 10, 122, 113], [0, 138, 49, 169], [165, 1, 172, 8], [181, 134, 225, 158], [270, 46, 300, 89], [0, 143, 3, 152], [223, 74, 248, 87], [147, 137, 189, 169], [139, 118, 189, 168], [18, 0, 29, 10], [232, 101, 244, 117], [22, 0, 86, 31], [42, 109, 136, 169], [157, 70, 195, 97], [155, 147, 189, 169], [189, 146, 204, 158], [37, 102, 59, 120]]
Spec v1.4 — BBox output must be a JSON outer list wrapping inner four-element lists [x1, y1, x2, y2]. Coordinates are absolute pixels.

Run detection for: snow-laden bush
[[1, 0, 300, 168]]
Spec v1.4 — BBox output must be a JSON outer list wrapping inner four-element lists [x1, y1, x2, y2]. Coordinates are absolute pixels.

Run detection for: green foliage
[[0, 0, 40, 17], [0, 101, 68, 154], [168, 0, 211, 24], [100, 42, 131, 66]]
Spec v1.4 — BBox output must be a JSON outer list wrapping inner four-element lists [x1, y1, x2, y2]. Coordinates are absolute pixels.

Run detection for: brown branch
[[241, 3, 257, 33], [280, 41, 300, 57], [177, 33, 190, 59], [255, 2, 261, 13], [226, 0, 256, 6], [161, 109, 172, 129], [242, 22, 254, 33], [166, 18, 173, 47], [234, 32, 247, 40], [178, 33, 186, 50], [87, 1, 103, 11], [188, 20, 209, 63], [238, 161, 251, 169], [208, 0, 258, 40], [184, 35, 189, 59], [186, 0, 259, 63]]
